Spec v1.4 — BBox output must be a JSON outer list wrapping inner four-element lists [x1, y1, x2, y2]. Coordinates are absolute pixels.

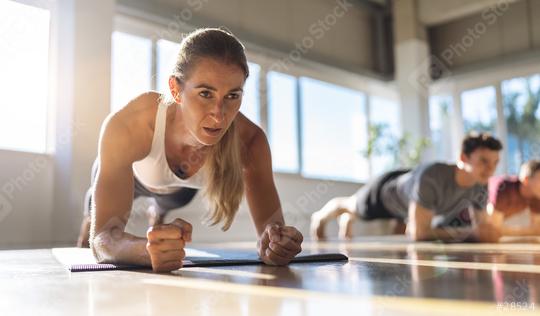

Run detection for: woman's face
[[170, 58, 246, 146]]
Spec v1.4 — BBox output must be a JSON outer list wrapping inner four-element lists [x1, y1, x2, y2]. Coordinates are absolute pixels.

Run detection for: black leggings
[[354, 169, 410, 220], [83, 158, 198, 217]]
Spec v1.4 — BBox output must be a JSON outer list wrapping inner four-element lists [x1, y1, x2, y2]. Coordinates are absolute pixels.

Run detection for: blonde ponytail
[[202, 121, 244, 230]]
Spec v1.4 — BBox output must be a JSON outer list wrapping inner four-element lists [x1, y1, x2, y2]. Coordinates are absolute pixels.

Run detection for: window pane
[[241, 62, 260, 125], [111, 32, 152, 112], [429, 95, 454, 162], [300, 77, 368, 182], [461, 86, 497, 134], [0, 1, 50, 153], [268, 71, 298, 173], [157, 39, 181, 96], [369, 96, 401, 176], [502, 74, 540, 174]]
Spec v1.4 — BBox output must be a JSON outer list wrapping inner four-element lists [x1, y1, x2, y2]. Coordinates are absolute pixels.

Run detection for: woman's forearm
[[91, 228, 151, 266]]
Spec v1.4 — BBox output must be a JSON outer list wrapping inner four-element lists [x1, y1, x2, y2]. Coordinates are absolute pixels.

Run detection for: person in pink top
[[488, 160, 540, 236]]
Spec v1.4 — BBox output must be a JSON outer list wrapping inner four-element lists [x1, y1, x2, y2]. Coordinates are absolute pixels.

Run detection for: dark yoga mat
[[66, 248, 348, 272]]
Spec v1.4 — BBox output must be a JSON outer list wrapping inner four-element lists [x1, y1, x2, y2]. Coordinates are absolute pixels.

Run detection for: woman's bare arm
[[242, 127, 284, 236], [90, 95, 156, 266], [241, 127, 302, 265]]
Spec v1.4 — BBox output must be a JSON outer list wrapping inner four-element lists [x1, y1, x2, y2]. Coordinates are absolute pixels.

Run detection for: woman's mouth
[[203, 127, 223, 137]]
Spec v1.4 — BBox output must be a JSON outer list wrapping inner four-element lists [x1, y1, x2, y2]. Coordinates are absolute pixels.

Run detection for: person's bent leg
[[150, 187, 198, 225], [310, 196, 357, 241], [77, 215, 91, 248], [338, 211, 357, 240], [392, 219, 406, 234], [77, 158, 99, 248], [77, 187, 93, 248]]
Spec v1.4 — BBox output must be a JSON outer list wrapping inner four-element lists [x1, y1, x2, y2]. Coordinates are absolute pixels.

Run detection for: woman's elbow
[[90, 230, 115, 263]]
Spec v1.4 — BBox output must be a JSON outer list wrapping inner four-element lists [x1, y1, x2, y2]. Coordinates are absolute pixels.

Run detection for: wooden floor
[[1, 236, 540, 315]]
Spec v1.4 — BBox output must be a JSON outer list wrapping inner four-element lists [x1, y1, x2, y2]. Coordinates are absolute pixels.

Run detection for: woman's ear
[[169, 76, 182, 103]]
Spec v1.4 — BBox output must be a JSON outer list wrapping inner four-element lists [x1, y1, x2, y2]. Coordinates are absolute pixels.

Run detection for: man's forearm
[[412, 226, 476, 242], [502, 226, 540, 236], [91, 228, 151, 266]]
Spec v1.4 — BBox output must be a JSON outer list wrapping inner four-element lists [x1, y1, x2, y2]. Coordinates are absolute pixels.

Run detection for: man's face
[[460, 148, 500, 184]]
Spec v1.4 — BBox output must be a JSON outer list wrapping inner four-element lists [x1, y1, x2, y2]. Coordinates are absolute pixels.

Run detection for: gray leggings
[[83, 158, 198, 217]]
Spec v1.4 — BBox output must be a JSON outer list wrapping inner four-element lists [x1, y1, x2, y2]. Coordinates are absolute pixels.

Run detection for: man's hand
[[476, 221, 502, 243], [258, 223, 303, 265], [531, 214, 540, 234], [473, 209, 502, 242], [146, 218, 192, 272]]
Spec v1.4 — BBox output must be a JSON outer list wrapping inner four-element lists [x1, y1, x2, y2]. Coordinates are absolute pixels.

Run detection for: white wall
[[0, 150, 53, 248]]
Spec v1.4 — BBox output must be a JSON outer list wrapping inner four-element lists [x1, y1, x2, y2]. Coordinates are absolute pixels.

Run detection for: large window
[[502, 74, 540, 174], [110, 31, 152, 112], [241, 62, 261, 125], [156, 39, 181, 96], [299, 77, 369, 182], [429, 95, 454, 162], [461, 86, 497, 135], [0, 0, 50, 153], [266, 73, 401, 182], [369, 96, 400, 176], [268, 71, 299, 173], [431, 73, 540, 175]]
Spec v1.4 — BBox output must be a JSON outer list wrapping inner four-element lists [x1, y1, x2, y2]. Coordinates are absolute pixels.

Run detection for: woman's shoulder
[[235, 112, 265, 148], [111, 91, 162, 130], [101, 91, 161, 161], [114, 91, 161, 118], [235, 113, 270, 166]]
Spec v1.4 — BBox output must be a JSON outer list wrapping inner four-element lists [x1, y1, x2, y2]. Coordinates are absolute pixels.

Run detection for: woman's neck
[[167, 102, 206, 151], [166, 103, 212, 175]]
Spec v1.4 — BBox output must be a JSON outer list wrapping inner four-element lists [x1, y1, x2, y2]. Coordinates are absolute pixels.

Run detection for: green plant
[[504, 78, 540, 168], [363, 123, 431, 169]]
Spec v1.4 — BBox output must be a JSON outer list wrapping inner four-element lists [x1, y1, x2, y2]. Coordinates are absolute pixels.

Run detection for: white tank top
[[132, 99, 205, 194]]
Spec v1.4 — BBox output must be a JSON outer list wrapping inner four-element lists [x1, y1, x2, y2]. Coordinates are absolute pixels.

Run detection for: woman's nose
[[209, 101, 225, 122]]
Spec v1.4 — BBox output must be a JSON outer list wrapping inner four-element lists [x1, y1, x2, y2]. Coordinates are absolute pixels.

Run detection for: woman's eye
[[199, 91, 212, 98], [227, 93, 240, 99]]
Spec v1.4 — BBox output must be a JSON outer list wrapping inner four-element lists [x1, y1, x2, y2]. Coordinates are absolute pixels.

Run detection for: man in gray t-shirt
[[311, 133, 503, 242], [381, 162, 488, 228]]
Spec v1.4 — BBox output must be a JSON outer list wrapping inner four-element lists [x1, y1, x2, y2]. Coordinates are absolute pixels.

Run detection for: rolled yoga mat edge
[[68, 253, 348, 272]]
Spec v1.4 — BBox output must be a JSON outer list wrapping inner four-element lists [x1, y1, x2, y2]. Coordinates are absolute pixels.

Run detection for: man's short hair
[[519, 160, 540, 181], [461, 132, 503, 156]]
